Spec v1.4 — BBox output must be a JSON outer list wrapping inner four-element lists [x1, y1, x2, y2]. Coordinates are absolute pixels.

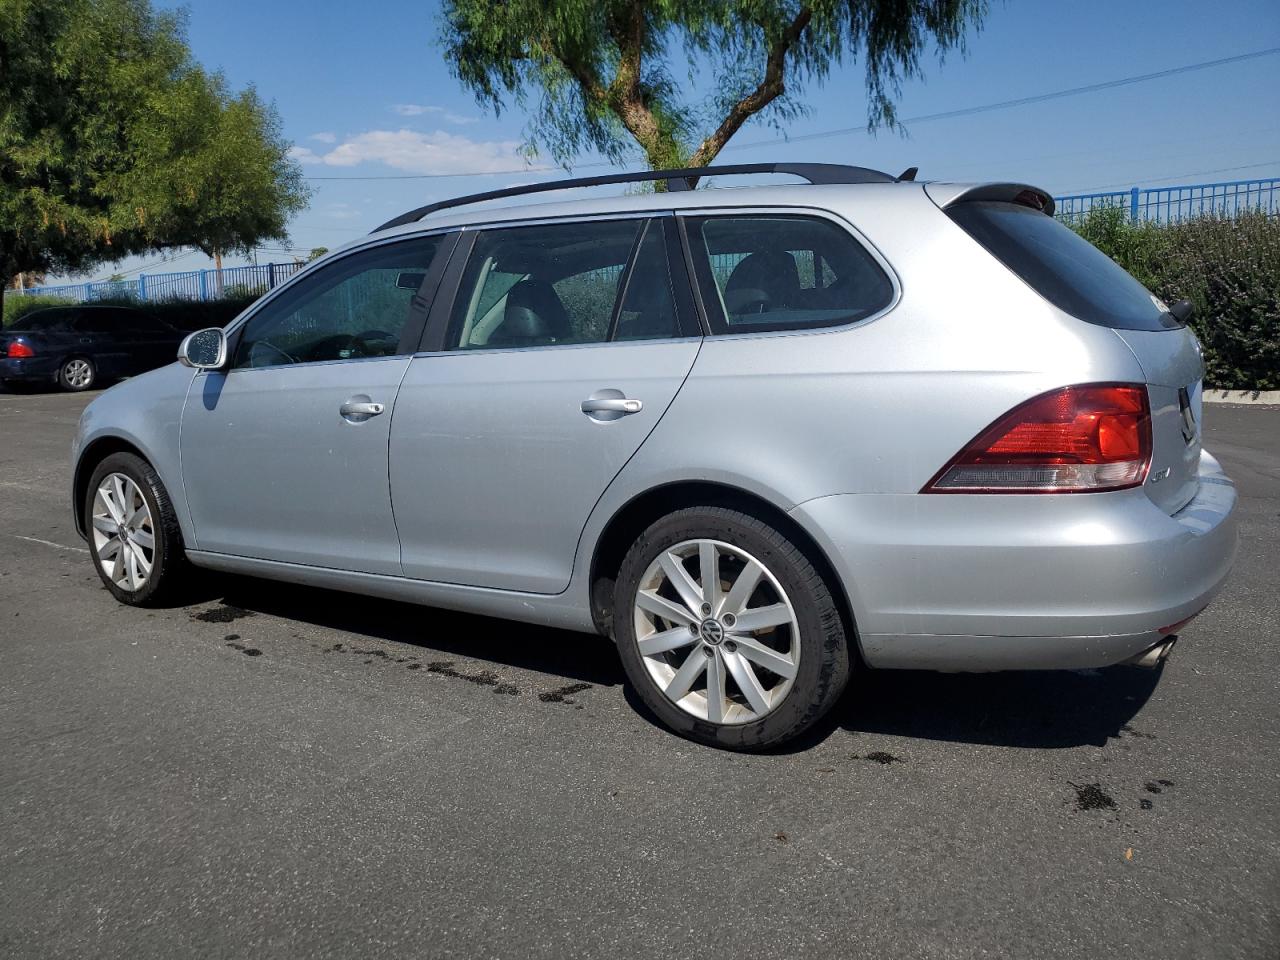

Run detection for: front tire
[[58, 356, 96, 392], [614, 507, 851, 751], [85, 452, 190, 606]]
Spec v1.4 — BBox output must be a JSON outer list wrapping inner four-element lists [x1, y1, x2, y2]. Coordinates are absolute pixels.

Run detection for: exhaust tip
[[1126, 637, 1177, 669]]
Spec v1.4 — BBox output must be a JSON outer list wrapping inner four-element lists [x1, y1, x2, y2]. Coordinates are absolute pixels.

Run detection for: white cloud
[[391, 103, 478, 125], [323, 202, 362, 221], [309, 131, 337, 143], [290, 129, 534, 176]]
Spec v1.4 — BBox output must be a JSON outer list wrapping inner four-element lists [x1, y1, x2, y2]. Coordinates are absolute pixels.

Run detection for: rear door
[[389, 215, 701, 593], [180, 234, 453, 574], [71, 310, 131, 379]]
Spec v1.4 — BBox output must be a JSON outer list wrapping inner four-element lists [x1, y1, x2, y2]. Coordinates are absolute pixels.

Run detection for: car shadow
[[624, 659, 1163, 754], [186, 572, 1161, 751], [805, 663, 1161, 753], [197, 573, 625, 688]]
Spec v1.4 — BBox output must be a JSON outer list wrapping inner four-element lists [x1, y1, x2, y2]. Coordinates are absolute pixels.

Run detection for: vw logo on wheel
[[699, 619, 725, 644]]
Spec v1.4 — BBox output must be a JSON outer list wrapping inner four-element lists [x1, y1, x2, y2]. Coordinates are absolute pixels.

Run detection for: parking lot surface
[[1, 386, 1277, 959]]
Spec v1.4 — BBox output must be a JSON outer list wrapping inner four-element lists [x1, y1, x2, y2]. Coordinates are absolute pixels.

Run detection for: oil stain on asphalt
[[223, 634, 262, 657], [855, 751, 903, 765], [1072, 783, 1117, 811], [193, 603, 256, 624], [538, 682, 591, 704]]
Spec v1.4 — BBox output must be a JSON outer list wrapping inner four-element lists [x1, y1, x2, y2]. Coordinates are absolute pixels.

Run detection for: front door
[[180, 234, 452, 574], [390, 216, 702, 593]]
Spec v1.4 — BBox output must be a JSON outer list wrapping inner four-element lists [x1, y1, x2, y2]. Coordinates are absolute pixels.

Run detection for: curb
[[1203, 389, 1280, 406]]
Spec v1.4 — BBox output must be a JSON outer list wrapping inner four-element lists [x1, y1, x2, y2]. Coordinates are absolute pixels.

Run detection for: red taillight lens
[[924, 383, 1152, 494], [6, 341, 35, 358]]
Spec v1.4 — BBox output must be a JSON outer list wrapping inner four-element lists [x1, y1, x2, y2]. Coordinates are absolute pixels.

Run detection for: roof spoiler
[[926, 182, 1055, 217]]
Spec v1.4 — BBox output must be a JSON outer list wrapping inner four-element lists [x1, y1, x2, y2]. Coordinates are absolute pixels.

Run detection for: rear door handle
[[340, 399, 385, 419], [581, 397, 643, 415]]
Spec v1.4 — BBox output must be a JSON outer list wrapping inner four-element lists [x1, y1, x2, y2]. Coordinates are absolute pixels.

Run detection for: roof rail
[[371, 162, 900, 233]]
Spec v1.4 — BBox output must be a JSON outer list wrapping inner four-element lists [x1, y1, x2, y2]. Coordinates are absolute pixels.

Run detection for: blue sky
[[72, 0, 1280, 281]]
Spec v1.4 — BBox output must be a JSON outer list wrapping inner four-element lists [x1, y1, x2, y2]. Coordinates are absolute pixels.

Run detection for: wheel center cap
[[699, 619, 725, 645]]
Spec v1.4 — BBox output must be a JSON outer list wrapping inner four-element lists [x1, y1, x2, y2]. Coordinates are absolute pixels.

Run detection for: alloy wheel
[[91, 473, 155, 592], [63, 359, 93, 389], [632, 538, 800, 725]]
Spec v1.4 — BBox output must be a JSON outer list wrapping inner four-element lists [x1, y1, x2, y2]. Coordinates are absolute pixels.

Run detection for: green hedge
[[2, 292, 261, 332], [1071, 208, 1280, 390]]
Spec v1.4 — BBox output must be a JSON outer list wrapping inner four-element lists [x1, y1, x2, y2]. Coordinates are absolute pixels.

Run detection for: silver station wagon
[[72, 163, 1238, 750]]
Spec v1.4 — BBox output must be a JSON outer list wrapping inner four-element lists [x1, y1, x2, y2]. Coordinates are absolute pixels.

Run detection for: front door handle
[[340, 399, 386, 420], [581, 397, 643, 415]]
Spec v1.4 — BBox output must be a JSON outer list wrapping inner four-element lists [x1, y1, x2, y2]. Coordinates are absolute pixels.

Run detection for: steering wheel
[[353, 329, 398, 355]]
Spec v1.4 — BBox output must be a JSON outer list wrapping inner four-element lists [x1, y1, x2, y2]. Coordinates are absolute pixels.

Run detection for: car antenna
[[897, 166, 919, 182]]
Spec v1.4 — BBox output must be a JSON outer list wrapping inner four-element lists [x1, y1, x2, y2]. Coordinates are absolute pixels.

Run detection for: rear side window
[[685, 215, 894, 334], [72, 312, 112, 333], [445, 217, 687, 350], [947, 201, 1178, 331]]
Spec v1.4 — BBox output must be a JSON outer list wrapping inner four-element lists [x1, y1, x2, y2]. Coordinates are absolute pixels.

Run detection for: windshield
[[947, 201, 1180, 332]]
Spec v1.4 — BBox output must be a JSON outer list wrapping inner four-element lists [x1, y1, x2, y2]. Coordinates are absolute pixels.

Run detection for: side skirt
[[185, 550, 599, 635]]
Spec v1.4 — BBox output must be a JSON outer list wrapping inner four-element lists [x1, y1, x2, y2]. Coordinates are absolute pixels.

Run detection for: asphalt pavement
[[1, 385, 1277, 959]]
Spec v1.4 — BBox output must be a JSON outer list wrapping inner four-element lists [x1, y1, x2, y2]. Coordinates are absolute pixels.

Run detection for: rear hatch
[[1109, 325, 1203, 514], [939, 191, 1204, 514]]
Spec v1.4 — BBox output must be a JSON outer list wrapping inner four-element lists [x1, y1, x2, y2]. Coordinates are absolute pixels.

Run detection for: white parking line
[[13, 535, 90, 555]]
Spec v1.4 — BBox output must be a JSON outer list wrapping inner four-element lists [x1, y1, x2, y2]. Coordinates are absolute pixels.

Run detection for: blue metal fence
[[15, 261, 305, 304], [1053, 176, 1279, 224], [11, 175, 1278, 303]]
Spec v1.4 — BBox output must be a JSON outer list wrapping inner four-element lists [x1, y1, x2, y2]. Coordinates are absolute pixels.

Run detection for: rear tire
[[614, 506, 851, 751], [85, 452, 191, 606], [58, 356, 96, 392]]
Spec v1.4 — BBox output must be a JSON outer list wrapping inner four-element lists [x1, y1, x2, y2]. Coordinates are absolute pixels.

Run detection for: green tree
[[440, 0, 985, 176], [0, 0, 308, 298]]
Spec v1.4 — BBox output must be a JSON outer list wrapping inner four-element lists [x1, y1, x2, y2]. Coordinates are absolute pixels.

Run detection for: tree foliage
[[1074, 206, 1280, 390], [440, 0, 985, 174], [0, 0, 308, 290]]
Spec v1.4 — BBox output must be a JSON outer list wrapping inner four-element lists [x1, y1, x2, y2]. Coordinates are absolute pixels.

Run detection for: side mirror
[[1168, 299, 1194, 325], [178, 327, 228, 369]]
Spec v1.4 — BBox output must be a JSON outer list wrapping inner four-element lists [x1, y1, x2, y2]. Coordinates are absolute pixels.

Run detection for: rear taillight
[[6, 342, 35, 358], [924, 383, 1151, 494]]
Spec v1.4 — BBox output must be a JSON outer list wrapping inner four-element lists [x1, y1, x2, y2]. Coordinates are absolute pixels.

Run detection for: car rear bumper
[[791, 449, 1238, 671], [0, 357, 58, 382]]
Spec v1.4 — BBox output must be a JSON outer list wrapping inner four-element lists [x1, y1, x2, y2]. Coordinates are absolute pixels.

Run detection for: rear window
[[8, 310, 72, 332], [947, 201, 1179, 331]]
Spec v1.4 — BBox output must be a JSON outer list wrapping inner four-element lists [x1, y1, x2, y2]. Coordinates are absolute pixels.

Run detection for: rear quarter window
[[685, 215, 894, 335], [946, 201, 1179, 332]]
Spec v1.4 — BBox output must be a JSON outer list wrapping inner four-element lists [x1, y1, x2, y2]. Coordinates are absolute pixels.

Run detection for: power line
[[731, 46, 1280, 150], [301, 46, 1280, 182], [1069, 160, 1280, 194]]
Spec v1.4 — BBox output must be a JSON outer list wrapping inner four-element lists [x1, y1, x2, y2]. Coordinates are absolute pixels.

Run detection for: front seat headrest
[[495, 278, 570, 344]]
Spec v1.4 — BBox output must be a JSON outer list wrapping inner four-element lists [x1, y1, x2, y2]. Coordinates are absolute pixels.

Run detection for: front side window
[[233, 236, 442, 368], [686, 215, 894, 334], [447, 218, 674, 351]]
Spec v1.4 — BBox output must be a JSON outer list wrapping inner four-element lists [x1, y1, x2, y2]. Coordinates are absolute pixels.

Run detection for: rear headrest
[[724, 251, 801, 308]]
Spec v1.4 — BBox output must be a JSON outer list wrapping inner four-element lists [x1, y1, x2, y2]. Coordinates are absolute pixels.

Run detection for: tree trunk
[[214, 251, 224, 298]]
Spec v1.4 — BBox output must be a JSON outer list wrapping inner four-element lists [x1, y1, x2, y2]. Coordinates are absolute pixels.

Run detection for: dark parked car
[[1, 305, 184, 392]]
